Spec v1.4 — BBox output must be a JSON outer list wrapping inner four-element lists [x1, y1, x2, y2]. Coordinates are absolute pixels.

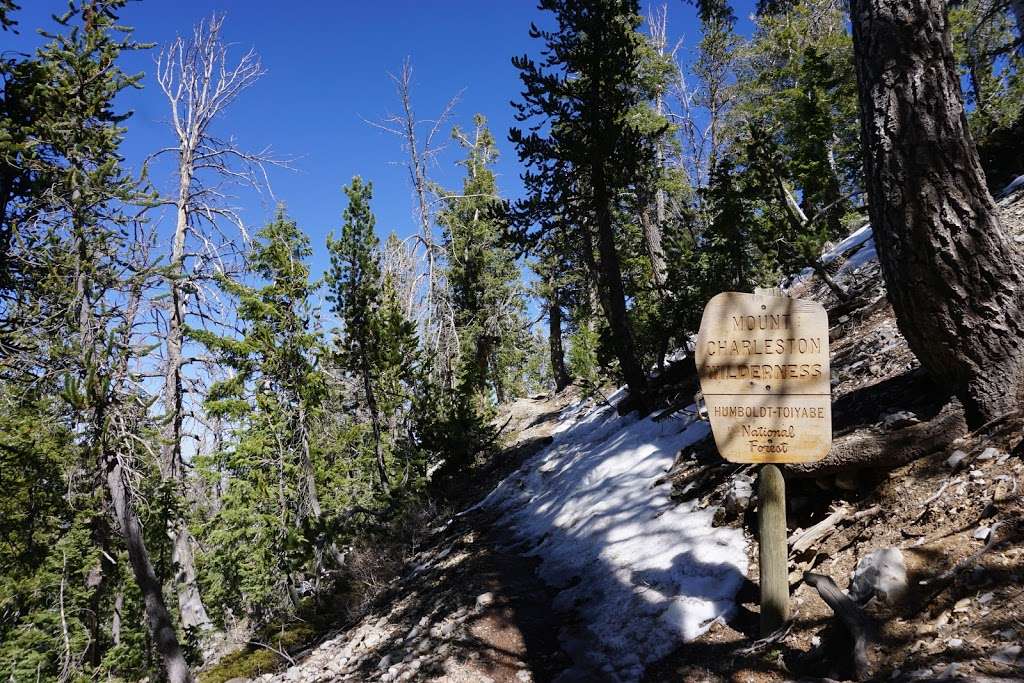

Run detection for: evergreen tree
[[851, 0, 1024, 424], [950, 0, 1024, 189], [510, 0, 663, 411], [439, 115, 524, 409], [326, 178, 419, 496], [8, 2, 193, 680], [193, 209, 331, 619]]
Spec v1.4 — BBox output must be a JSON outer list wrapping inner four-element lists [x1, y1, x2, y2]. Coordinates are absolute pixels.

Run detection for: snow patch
[[480, 398, 748, 681], [786, 222, 879, 291]]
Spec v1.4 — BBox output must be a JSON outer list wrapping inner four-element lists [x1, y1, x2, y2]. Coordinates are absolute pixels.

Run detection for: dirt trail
[[248, 393, 582, 683], [237, 192, 1024, 683]]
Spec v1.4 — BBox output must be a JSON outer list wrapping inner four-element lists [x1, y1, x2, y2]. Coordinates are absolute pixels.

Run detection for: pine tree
[[326, 177, 419, 496], [193, 209, 333, 619], [439, 115, 524, 409], [510, 0, 663, 411], [851, 0, 1024, 424]]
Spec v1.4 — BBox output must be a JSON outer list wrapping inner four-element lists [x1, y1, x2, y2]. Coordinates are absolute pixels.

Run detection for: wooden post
[[752, 287, 789, 635], [758, 463, 789, 635]]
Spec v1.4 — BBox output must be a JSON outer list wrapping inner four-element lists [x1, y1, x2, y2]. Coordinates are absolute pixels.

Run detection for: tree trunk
[[112, 589, 123, 646], [547, 285, 571, 392], [162, 157, 214, 633], [639, 207, 668, 291], [360, 349, 390, 494], [849, 0, 1024, 426], [105, 450, 194, 683], [588, 161, 649, 409]]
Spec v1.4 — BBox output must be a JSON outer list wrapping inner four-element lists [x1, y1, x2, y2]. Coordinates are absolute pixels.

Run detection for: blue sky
[[5, 0, 754, 278]]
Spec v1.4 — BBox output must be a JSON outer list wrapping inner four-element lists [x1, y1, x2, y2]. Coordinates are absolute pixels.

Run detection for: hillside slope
[[222, 188, 1024, 683]]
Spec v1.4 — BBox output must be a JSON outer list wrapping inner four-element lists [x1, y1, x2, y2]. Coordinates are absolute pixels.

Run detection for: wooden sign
[[695, 292, 831, 463]]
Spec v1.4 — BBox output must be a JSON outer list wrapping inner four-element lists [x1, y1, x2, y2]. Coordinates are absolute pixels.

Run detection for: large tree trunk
[[849, 0, 1024, 426], [588, 161, 649, 409], [639, 207, 668, 291], [547, 284, 571, 392], [105, 450, 194, 683]]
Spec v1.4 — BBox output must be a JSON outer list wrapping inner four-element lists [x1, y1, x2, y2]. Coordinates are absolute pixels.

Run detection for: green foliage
[[509, 0, 665, 390], [194, 209, 331, 621], [326, 178, 421, 495], [439, 115, 525, 409], [950, 0, 1024, 190]]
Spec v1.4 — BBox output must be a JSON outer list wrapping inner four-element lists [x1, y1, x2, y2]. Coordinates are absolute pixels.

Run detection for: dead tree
[[152, 13, 286, 632], [365, 58, 461, 375], [642, 5, 682, 291]]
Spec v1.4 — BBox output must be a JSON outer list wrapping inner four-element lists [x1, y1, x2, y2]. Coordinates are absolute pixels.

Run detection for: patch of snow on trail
[[480, 396, 748, 682]]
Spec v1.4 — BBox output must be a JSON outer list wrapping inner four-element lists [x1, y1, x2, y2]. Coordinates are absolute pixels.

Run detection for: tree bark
[[105, 450, 194, 683], [547, 284, 571, 392], [588, 158, 649, 410], [162, 151, 214, 634], [639, 207, 668, 291], [849, 0, 1024, 426]]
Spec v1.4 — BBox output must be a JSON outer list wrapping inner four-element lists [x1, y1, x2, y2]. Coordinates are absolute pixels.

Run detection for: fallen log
[[788, 505, 851, 556], [785, 399, 966, 478]]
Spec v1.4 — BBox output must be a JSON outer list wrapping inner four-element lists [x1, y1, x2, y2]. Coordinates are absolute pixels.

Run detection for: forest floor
[[202, 189, 1024, 683]]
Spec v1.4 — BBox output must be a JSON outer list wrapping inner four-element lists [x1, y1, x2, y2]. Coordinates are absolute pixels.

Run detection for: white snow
[[786, 222, 879, 291], [479, 394, 748, 682], [821, 223, 873, 265]]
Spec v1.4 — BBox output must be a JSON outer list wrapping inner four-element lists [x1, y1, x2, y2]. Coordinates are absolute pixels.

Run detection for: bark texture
[[586, 158, 649, 409], [850, 0, 1024, 426]]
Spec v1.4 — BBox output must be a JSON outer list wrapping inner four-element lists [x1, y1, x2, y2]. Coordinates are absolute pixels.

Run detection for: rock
[[973, 525, 992, 541], [849, 547, 908, 604], [991, 644, 1022, 665], [378, 653, 394, 670], [515, 670, 532, 682], [475, 591, 496, 611], [881, 410, 919, 429], [946, 450, 968, 470], [723, 474, 753, 514], [224, 678, 251, 683], [976, 447, 1002, 461]]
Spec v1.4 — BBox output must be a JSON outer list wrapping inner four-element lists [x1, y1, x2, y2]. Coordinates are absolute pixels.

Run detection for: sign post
[[694, 288, 831, 636]]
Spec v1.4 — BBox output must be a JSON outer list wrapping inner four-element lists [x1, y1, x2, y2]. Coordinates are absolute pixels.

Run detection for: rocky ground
[[204, 190, 1024, 683]]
